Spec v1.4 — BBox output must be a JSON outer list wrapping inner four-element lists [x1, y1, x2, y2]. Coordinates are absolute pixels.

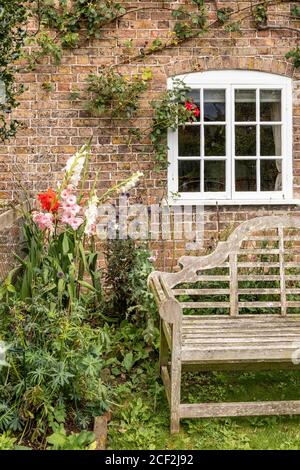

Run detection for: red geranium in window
[[185, 100, 200, 119], [38, 188, 60, 213], [185, 101, 193, 111], [193, 106, 200, 118]]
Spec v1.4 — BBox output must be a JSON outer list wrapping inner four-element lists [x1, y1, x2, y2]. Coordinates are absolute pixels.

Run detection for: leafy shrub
[[0, 293, 110, 446], [104, 240, 158, 333], [0, 432, 17, 450], [47, 426, 96, 450]]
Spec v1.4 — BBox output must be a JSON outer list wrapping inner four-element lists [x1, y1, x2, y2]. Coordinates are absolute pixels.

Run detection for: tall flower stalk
[[1, 143, 144, 310]]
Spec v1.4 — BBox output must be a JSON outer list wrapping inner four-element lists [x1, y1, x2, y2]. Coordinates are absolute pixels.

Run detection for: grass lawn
[[107, 350, 300, 450]]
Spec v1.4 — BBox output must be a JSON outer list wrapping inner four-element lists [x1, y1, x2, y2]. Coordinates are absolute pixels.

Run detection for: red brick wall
[[0, 1, 299, 271]]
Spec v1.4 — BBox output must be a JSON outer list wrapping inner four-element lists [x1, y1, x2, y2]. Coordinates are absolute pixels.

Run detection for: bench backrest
[[149, 215, 300, 316]]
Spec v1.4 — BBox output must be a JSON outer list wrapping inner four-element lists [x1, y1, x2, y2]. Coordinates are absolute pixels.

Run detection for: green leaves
[[291, 5, 300, 18], [0, 0, 28, 141], [286, 47, 300, 68], [47, 427, 95, 450], [85, 70, 149, 118], [122, 352, 134, 372], [62, 233, 69, 255], [149, 79, 198, 169], [3, 217, 102, 310], [254, 4, 268, 27], [217, 8, 233, 24]]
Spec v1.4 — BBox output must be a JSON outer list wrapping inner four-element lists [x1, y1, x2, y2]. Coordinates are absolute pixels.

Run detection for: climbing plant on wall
[[0, 0, 29, 141]]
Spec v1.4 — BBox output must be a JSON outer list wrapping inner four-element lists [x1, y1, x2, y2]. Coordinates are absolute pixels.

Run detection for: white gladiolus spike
[[63, 145, 89, 188], [117, 171, 144, 193], [84, 194, 99, 236]]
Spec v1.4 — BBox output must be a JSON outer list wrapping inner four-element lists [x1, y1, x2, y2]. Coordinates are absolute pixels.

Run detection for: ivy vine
[[0, 0, 29, 141], [148, 81, 201, 169], [84, 69, 151, 119]]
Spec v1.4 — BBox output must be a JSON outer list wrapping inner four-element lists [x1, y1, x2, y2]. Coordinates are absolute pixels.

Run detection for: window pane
[[178, 126, 200, 157], [235, 160, 257, 191], [260, 125, 281, 156], [261, 159, 282, 191], [204, 125, 226, 156], [178, 160, 200, 192], [235, 89, 256, 121], [204, 89, 225, 122], [185, 89, 200, 122], [204, 161, 226, 192], [260, 90, 281, 121], [235, 125, 256, 156]]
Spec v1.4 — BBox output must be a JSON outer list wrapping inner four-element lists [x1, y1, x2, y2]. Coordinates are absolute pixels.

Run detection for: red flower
[[38, 188, 60, 213], [185, 100, 200, 119], [193, 106, 200, 118], [185, 101, 193, 111]]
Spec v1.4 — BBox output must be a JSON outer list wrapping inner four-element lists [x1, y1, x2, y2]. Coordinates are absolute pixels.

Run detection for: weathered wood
[[148, 215, 300, 433], [93, 412, 111, 450], [230, 253, 238, 316], [169, 301, 182, 434], [179, 401, 300, 419], [174, 288, 230, 295], [181, 302, 229, 308], [160, 320, 170, 370], [162, 320, 172, 350], [161, 366, 171, 406]]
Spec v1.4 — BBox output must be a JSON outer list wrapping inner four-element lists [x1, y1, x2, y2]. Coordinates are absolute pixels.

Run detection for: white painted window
[[167, 70, 294, 205]]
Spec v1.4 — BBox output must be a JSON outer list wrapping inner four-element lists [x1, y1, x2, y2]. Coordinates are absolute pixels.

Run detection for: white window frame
[[167, 70, 294, 205]]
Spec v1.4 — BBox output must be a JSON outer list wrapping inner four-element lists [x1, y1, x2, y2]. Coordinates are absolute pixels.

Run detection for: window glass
[[235, 125, 256, 156], [235, 89, 256, 121], [204, 125, 226, 156], [260, 125, 281, 156], [261, 160, 282, 191], [235, 160, 257, 192], [178, 160, 200, 192], [260, 90, 281, 121], [178, 126, 200, 157], [204, 161, 226, 192], [204, 89, 226, 122]]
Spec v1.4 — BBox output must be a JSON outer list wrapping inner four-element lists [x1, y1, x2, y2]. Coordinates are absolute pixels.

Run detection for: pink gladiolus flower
[[32, 211, 54, 232], [69, 217, 84, 231], [66, 195, 77, 206], [61, 189, 70, 200], [61, 213, 74, 224]]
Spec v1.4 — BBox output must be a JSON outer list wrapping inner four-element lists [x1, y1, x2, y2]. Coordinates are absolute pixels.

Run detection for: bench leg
[[159, 320, 169, 370], [170, 351, 181, 434]]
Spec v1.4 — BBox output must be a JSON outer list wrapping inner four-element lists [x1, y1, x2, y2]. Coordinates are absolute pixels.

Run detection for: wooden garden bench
[[148, 215, 300, 433]]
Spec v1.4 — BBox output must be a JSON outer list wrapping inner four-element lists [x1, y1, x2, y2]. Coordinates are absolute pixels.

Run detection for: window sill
[[167, 198, 300, 206]]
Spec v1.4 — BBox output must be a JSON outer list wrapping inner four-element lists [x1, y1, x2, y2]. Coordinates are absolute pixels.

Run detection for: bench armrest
[[159, 298, 182, 326]]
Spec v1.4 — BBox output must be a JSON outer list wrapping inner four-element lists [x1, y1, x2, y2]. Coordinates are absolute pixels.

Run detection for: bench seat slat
[[182, 331, 300, 338], [181, 335, 300, 343], [181, 348, 299, 363], [180, 315, 300, 362]]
